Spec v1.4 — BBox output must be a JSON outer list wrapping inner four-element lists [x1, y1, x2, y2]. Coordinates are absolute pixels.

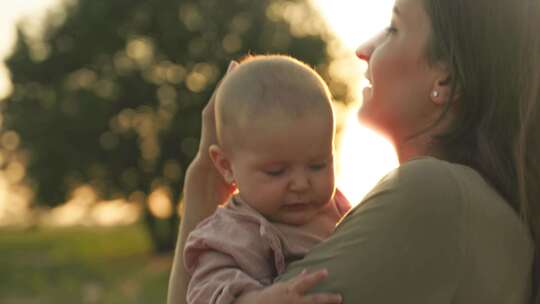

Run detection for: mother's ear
[[430, 66, 459, 106]]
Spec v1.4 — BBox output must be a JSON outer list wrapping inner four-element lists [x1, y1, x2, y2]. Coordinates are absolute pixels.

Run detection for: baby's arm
[[184, 212, 276, 304], [185, 221, 342, 304], [189, 252, 341, 304], [187, 249, 264, 304]]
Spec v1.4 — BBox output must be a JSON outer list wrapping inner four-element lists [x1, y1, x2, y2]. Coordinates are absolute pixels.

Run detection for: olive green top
[[277, 157, 533, 303]]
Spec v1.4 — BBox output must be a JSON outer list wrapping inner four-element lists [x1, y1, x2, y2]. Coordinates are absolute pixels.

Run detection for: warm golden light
[[147, 187, 174, 219], [0, 0, 401, 225], [336, 109, 398, 205], [38, 185, 141, 227], [311, 0, 394, 49], [0, 178, 33, 227], [90, 199, 141, 226], [0, 0, 64, 99], [311, 0, 399, 205]]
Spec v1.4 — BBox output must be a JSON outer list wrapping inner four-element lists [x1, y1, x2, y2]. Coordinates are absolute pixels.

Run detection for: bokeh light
[[147, 186, 173, 219], [0, 0, 400, 221]]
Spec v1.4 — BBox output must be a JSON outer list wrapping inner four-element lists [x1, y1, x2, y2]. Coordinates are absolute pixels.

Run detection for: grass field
[[0, 224, 172, 304]]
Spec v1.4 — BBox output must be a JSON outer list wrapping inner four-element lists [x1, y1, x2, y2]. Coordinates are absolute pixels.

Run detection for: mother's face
[[356, 0, 444, 141]]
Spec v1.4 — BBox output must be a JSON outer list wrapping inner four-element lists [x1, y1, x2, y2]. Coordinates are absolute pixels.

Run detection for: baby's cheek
[[322, 167, 336, 188], [312, 173, 334, 202], [255, 181, 284, 202]]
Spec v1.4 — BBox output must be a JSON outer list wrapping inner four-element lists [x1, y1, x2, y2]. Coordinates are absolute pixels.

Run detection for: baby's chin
[[267, 209, 317, 226]]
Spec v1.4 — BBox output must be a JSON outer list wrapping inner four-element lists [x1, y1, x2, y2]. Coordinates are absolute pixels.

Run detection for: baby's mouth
[[283, 202, 310, 211]]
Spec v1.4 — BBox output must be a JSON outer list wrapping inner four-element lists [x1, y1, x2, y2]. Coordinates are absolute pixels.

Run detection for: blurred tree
[[1, 0, 349, 252]]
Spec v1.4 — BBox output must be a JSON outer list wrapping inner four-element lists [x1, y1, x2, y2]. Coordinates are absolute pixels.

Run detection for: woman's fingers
[[290, 269, 328, 295], [288, 269, 342, 303], [251, 269, 340, 304], [303, 293, 343, 304], [198, 60, 238, 156], [226, 60, 239, 73], [201, 61, 236, 121]]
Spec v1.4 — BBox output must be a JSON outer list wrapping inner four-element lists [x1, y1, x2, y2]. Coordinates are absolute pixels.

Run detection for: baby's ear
[[209, 145, 235, 184]]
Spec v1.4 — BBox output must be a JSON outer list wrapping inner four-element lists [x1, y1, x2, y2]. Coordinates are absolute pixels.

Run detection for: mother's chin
[[356, 97, 393, 144]]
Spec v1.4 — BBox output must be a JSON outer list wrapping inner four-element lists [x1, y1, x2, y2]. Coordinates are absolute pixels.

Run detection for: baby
[[184, 54, 350, 304]]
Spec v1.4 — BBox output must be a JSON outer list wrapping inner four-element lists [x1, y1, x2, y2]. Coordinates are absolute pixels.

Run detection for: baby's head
[[210, 55, 336, 225]]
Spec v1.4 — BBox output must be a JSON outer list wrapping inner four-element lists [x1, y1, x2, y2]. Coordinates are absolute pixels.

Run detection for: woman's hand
[[167, 60, 239, 304], [190, 60, 239, 204], [235, 269, 343, 304], [195, 61, 237, 163]]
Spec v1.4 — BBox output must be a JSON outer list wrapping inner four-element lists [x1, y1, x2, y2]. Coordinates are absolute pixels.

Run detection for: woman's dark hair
[[423, 0, 540, 300]]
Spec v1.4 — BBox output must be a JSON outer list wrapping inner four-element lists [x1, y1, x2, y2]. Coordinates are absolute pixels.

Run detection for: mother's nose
[[356, 31, 387, 62]]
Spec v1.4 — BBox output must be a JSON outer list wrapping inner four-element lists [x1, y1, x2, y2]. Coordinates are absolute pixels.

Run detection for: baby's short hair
[[215, 54, 333, 147]]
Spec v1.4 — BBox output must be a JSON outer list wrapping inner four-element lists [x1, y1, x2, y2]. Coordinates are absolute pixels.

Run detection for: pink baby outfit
[[184, 190, 351, 304]]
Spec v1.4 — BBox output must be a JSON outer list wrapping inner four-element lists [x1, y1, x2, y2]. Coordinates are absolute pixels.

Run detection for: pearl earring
[[431, 91, 440, 98]]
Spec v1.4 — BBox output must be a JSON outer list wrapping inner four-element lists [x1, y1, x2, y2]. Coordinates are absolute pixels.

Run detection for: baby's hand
[[235, 269, 342, 304]]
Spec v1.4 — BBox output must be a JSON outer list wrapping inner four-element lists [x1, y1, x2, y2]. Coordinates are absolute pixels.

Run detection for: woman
[[168, 0, 540, 303]]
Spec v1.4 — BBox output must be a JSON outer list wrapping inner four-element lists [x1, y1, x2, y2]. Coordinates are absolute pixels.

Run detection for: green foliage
[[0, 225, 169, 303], [1, 0, 346, 251]]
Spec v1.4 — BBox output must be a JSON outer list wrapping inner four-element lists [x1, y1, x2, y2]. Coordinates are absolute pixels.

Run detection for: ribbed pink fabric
[[184, 190, 350, 304]]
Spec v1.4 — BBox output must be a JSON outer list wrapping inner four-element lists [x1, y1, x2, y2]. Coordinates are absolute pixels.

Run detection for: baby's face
[[228, 113, 335, 226]]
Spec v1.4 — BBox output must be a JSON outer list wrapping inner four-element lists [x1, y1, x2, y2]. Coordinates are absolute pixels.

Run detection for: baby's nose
[[289, 172, 310, 191]]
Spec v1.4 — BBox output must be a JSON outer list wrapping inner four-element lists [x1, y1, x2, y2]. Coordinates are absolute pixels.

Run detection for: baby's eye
[[309, 162, 327, 171], [264, 169, 285, 177]]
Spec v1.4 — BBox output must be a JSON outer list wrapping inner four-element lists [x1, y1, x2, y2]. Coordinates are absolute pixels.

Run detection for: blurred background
[[0, 0, 397, 302]]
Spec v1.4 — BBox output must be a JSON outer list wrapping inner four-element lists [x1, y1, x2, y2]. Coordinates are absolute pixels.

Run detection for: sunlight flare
[[311, 0, 394, 49], [336, 109, 398, 205], [311, 0, 399, 205]]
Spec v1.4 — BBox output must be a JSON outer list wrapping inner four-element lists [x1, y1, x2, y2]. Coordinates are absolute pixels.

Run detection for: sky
[[0, 0, 398, 223], [0, 0, 64, 99], [312, 0, 393, 48]]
